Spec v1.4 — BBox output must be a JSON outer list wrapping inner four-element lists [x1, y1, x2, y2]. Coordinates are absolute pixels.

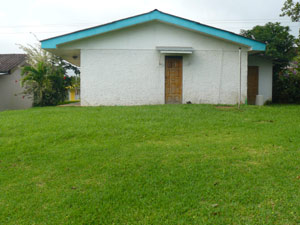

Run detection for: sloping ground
[[0, 105, 299, 224]]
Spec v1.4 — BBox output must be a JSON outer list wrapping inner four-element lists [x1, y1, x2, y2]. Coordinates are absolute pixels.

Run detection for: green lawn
[[0, 105, 300, 224]]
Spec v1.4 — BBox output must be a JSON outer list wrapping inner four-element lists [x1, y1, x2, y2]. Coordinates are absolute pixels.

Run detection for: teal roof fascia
[[41, 10, 266, 51]]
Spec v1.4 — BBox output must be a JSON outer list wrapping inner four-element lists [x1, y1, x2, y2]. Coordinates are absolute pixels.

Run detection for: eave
[[41, 9, 266, 52]]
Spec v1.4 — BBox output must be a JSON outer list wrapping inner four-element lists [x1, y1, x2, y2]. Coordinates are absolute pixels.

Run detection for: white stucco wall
[[81, 49, 164, 105], [248, 55, 273, 103], [0, 67, 32, 111], [60, 21, 250, 106], [182, 50, 248, 104]]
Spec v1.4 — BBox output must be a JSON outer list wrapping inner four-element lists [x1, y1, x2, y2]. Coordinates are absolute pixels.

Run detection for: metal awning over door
[[156, 47, 194, 54]]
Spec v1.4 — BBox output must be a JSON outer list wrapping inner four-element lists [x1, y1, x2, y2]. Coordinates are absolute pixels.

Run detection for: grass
[[0, 104, 300, 224]]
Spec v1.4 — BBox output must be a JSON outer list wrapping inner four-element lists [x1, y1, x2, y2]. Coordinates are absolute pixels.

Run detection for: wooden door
[[165, 56, 182, 104], [247, 66, 259, 105]]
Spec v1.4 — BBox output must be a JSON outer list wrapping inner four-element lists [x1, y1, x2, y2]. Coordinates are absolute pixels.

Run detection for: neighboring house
[[0, 54, 32, 111], [67, 87, 80, 101], [41, 10, 272, 106]]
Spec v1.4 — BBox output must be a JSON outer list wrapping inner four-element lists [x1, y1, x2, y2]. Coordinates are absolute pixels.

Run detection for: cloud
[[0, 0, 297, 53], [0, 11, 6, 18]]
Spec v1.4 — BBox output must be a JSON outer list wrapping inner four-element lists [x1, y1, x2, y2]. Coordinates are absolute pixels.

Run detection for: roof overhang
[[41, 10, 266, 52], [46, 49, 80, 66]]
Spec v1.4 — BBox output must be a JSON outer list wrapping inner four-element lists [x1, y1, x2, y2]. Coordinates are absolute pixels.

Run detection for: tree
[[281, 0, 300, 22], [21, 61, 49, 106], [241, 23, 298, 103], [19, 44, 80, 76], [281, 0, 300, 51], [20, 44, 80, 106], [241, 22, 296, 71]]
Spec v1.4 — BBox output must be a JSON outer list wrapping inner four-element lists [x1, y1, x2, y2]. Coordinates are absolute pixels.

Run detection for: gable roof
[[0, 54, 26, 74], [41, 9, 266, 51]]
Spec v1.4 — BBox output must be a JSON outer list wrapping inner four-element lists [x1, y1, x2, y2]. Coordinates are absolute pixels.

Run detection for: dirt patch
[[58, 102, 81, 107], [216, 106, 234, 109], [256, 120, 274, 123], [215, 106, 236, 110]]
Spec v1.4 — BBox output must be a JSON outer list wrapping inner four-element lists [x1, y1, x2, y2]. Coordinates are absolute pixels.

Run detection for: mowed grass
[[0, 104, 300, 224]]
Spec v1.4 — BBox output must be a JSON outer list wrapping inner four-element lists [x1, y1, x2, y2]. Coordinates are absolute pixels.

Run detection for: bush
[[38, 75, 72, 107], [21, 62, 73, 106], [273, 60, 300, 103]]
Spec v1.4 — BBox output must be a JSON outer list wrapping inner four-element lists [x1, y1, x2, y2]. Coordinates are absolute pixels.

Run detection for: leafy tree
[[241, 23, 298, 103], [241, 22, 296, 71], [20, 44, 80, 106], [281, 0, 300, 22], [281, 0, 300, 54]]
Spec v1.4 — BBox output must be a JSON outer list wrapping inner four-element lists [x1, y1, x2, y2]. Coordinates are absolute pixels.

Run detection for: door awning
[[156, 46, 194, 54]]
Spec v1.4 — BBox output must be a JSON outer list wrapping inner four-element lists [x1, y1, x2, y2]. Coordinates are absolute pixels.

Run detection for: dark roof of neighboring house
[[0, 54, 26, 74]]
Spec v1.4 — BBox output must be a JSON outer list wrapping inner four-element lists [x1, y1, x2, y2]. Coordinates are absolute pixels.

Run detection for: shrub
[[273, 59, 300, 103]]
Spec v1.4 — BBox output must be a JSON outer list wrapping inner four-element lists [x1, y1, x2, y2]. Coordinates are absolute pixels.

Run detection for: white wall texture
[[0, 67, 32, 111], [80, 49, 163, 105], [60, 21, 251, 106], [248, 55, 273, 102]]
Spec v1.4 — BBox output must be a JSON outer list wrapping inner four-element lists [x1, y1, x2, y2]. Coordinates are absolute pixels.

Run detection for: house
[[41, 10, 272, 106], [0, 54, 32, 111], [67, 87, 80, 101]]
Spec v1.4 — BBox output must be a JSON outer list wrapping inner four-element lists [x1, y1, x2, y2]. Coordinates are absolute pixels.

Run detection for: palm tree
[[19, 44, 80, 106], [21, 61, 49, 106]]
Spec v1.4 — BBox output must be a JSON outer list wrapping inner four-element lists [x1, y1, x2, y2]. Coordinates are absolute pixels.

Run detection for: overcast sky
[[0, 0, 299, 53]]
